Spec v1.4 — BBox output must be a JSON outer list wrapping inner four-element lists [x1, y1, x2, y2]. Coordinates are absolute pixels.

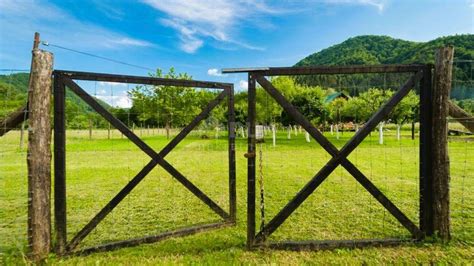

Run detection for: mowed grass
[[1, 127, 473, 264]]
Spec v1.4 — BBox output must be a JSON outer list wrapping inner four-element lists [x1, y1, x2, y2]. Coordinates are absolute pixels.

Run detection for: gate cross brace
[[60, 76, 230, 252], [253, 70, 424, 244]]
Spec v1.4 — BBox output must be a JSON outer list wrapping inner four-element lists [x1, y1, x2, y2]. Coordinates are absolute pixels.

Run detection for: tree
[[281, 87, 328, 126], [129, 68, 224, 138]]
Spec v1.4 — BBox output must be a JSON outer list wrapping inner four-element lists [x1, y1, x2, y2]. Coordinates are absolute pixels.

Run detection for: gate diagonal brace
[[60, 76, 230, 252], [253, 71, 424, 244]]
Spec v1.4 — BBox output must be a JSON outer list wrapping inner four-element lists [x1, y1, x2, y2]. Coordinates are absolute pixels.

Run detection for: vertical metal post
[[419, 65, 434, 236], [246, 73, 256, 248], [54, 74, 67, 254], [227, 85, 237, 222]]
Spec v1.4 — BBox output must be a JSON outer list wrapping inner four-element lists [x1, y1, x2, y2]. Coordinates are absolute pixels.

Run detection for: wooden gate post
[[27, 33, 54, 261], [432, 46, 453, 241]]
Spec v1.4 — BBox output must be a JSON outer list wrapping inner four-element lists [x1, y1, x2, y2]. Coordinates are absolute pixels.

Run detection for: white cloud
[[98, 81, 127, 87], [207, 68, 227, 77], [110, 38, 152, 47], [96, 95, 132, 108], [97, 89, 107, 95], [239, 80, 248, 90], [142, 0, 275, 53], [323, 0, 386, 12]]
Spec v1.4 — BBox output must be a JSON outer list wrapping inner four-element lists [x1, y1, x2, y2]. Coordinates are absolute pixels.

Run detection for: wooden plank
[[254, 71, 423, 242], [432, 47, 453, 241], [222, 64, 425, 75], [419, 65, 434, 236], [448, 100, 474, 133], [55, 70, 232, 89], [258, 238, 414, 251], [227, 85, 237, 221], [72, 221, 234, 255], [27, 48, 53, 261], [53, 75, 67, 254], [0, 104, 28, 137]]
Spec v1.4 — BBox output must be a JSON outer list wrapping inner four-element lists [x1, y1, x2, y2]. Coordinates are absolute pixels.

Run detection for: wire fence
[[449, 60, 473, 242], [0, 62, 472, 255]]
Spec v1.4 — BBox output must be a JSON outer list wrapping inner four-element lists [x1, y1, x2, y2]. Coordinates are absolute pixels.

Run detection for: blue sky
[[0, 0, 472, 107]]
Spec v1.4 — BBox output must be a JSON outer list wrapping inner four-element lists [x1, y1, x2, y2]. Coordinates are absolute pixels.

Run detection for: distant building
[[324, 91, 350, 104]]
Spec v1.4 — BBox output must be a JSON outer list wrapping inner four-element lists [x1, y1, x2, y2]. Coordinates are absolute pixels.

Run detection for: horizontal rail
[[222, 64, 429, 75], [70, 221, 234, 255], [54, 70, 233, 89], [256, 238, 415, 251]]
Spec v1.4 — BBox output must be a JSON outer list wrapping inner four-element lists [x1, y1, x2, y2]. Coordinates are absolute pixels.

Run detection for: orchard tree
[[129, 68, 197, 139]]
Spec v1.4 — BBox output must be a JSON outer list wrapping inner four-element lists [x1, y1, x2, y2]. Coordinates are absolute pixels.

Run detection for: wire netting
[[449, 60, 473, 242], [252, 70, 472, 243], [0, 69, 30, 256]]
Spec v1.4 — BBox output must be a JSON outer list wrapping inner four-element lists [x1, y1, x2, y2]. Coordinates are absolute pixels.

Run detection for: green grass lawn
[[1, 127, 473, 264]]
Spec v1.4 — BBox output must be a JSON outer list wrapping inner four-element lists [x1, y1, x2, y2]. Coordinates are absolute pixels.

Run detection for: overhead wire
[[40, 41, 155, 72]]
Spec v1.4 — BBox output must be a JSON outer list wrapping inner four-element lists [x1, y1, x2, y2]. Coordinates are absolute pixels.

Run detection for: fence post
[[432, 46, 453, 241], [419, 64, 433, 236], [27, 32, 54, 261]]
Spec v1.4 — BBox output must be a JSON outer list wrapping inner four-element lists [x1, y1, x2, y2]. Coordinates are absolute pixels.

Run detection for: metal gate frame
[[53, 70, 236, 255], [223, 64, 433, 250]]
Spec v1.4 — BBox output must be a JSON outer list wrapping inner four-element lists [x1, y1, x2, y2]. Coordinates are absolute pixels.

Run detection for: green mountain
[[295, 35, 473, 99], [0, 72, 113, 128]]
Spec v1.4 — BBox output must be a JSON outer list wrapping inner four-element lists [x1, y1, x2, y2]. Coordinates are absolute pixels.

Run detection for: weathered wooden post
[[27, 32, 54, 261], [432, 46, 453, 241]]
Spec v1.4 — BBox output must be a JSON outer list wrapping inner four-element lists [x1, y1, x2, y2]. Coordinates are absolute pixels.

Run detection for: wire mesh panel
[[0, 70, 30, 256], [449, 60, 474, 242], [52, 70, 236, 255], [224, 65, 432, 250]]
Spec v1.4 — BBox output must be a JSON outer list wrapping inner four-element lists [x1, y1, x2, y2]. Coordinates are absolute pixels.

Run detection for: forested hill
[[0, 72, 113, 128], [295, 35, 473, 99], [295, 34, 473, 66]]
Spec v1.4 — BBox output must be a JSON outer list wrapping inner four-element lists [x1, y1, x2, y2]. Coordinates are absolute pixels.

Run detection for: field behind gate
[[1, 126, 473, 264]]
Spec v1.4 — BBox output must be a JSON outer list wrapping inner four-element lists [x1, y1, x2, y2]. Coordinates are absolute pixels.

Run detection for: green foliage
[[281, 87, 328, 125], [129, 68, 223, 129], [340, 89, 419, 124], [0, 73, 29, 118], [295, 34, 474, 99]]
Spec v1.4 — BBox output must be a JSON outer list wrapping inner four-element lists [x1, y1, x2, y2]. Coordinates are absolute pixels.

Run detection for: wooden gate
[[224, 64, 433, 250], [53, 70, 236, 255]]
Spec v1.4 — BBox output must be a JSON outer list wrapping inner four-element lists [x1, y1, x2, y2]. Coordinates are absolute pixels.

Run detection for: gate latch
[[244, 152, 256, 158]]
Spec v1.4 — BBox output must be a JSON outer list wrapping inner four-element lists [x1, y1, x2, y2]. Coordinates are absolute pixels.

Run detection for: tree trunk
[[165, 121, 170, 139], [432, 46, 453, 241], [27, 47, 53, 261]]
